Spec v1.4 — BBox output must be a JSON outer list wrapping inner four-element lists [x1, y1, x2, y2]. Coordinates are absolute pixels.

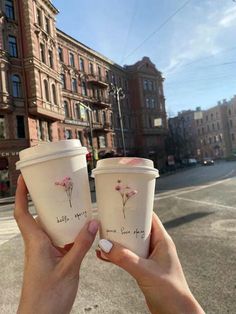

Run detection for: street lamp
[[79, 101, 95, 169], [109, 83, 126, 156]]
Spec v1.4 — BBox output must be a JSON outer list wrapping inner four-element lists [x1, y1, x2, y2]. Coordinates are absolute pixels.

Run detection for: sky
[[52, 0, 236, 117]]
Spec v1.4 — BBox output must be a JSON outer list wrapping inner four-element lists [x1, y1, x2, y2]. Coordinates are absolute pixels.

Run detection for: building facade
[[0, 0, 167, 197], [168, 99, 235, 162], [125, 57, 168, 168]]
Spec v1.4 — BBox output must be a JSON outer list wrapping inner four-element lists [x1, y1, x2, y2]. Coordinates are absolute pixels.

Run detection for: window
[[206, 115, 208, 122], [211, 113, 213, 120], [61, 73, 66, 89], [43, 80, 49, 101], [16, 116, 25, 138], [38, 120, 44, 140], [98, 135, 106, 148], [45, 16, 50, 34], [64, 101, 69, 118], [79, 105, 87, 120], [102, 111, 106, 124], [98, 66, 102, 80], [40, 43, 46, 63], [12, 75, 21, 97], [77, 131, 83, 144], [0, 116, 6, 139], [229, 109, 232, 116], [5, 0, 14, 19], [151, 98, 155, 109], [79, 58, 84, 71], [75, 104, 80, 119], [143, 80, 148, 90], [72, 78, 77, 93], [207, 125, 210, 132], [8, 36, 18, 57], [112, 74, 116, 84], [65, 129, 72, 139], [146, 98, 150, 108], [212, 123, 215, 130], [81, 81, 87, 96], [48, 50, 53, 68], [217, 122, 220, 130], [148, 80, 153, 91], [69, 52, 75, 67], [93, 110, 99, 122], [230, 120, 233, 128], [89, 63, 94, 74], [232, 133, 235, 141], [58, 47, 63, 62], [52, 84, 57, 104], [47, 122, 52, 141], [36, 8, 42, 27], [105, 70, 109, 82]]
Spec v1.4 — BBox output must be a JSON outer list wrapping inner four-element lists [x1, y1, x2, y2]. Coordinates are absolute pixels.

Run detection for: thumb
[[97, 239, 144, 279]]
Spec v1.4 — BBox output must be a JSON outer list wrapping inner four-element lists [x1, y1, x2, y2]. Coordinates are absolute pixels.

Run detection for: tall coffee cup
[[92, 157, 159, 257], [16, 140, 92, 247]]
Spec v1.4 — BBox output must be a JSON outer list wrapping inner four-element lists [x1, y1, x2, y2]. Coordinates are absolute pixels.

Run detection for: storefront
[[0, 151, 20, 197]]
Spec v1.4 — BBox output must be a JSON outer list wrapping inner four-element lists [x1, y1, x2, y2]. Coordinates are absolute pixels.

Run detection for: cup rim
[[16, 147, 88, 170]]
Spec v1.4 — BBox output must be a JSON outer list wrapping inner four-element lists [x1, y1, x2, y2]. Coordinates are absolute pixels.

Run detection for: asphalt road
[[0, 160, 236, 314]]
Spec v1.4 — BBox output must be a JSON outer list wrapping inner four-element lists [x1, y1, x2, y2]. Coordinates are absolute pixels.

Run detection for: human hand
[[97, 213, 205, 314], [14, 175, 99, 314]]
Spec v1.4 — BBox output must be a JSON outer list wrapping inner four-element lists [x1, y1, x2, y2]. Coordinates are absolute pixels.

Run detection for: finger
[[14, 175, 42, 240], [58, 220, 99, 277], [97, 239, 144, 279], [150, 212, 170, 246], [95, 249, 111, 263]]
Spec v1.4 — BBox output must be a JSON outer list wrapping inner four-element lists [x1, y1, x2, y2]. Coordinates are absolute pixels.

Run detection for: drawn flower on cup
[[55, 176, 73, 208], [115, 179, 138, 219]]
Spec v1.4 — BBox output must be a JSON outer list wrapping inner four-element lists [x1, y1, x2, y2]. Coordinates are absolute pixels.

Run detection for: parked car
[[202, 158, 214, 166], [181, 158, 197, 166]]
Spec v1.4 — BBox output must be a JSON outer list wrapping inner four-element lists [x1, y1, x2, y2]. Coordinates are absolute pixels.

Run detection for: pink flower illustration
[[55, 176, 73, 208], [115, 179, 138, 219]]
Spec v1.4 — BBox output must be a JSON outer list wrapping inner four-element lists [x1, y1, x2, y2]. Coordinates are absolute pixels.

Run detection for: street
[[0, 160, 236, 314]]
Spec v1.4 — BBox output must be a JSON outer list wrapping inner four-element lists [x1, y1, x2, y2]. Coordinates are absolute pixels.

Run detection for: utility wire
[[120, 0, 138, 64], [122, 0, 191, 62]]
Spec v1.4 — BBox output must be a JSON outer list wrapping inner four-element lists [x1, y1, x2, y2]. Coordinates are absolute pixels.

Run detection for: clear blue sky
[[52, 0, 236, 116]]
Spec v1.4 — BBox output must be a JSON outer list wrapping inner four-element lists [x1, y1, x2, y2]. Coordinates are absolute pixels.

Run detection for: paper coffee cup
[[92, 157, 159, 257], [16, 140, 92, 247]]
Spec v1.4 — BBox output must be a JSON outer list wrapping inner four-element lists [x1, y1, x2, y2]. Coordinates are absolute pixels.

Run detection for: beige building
[[196, 102, 231, 159], [226, 95, 236, 154]]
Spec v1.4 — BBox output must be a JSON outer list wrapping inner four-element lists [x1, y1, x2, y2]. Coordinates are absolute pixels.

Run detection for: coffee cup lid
[[16, 140, 87, 170], [92, 157, 159, 177]]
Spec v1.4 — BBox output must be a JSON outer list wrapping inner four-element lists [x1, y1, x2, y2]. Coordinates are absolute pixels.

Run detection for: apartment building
[[195, 102, 231, 159], [227, 95, 236, 154], [0, 0, 167, 196], [168, 110, 198, 161], [125, 57, 168, 168]]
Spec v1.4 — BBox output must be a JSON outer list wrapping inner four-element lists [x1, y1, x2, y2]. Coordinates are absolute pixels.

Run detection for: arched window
[[43, 80, 49, 101], [12, 74, 21, 97], [5, 0, 15, 19], [64, 101, 69, 118], [75, 103, 80, 119], [52, 84, 57, 104]]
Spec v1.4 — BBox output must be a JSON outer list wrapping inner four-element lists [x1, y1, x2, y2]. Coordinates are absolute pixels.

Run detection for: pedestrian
[[14, 175, 205, 314]]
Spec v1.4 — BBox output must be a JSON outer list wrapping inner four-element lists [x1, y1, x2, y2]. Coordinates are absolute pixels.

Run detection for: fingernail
[[88, 220, 99, 235], [98, 239, 113, 253]]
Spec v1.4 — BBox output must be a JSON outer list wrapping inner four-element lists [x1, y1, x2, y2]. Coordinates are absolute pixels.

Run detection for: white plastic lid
[[16, 139, 87, 170], [92, 157, 159, 177]]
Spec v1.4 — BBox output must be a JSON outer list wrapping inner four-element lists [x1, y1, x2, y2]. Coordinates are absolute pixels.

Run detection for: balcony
[[103, 122, 113, 131], [28, 100, 65, 121], [92, 122, 104, 131], [64, 119, 89, 127], [87, 74, 109, 88], [92, 97, 111, 109]]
